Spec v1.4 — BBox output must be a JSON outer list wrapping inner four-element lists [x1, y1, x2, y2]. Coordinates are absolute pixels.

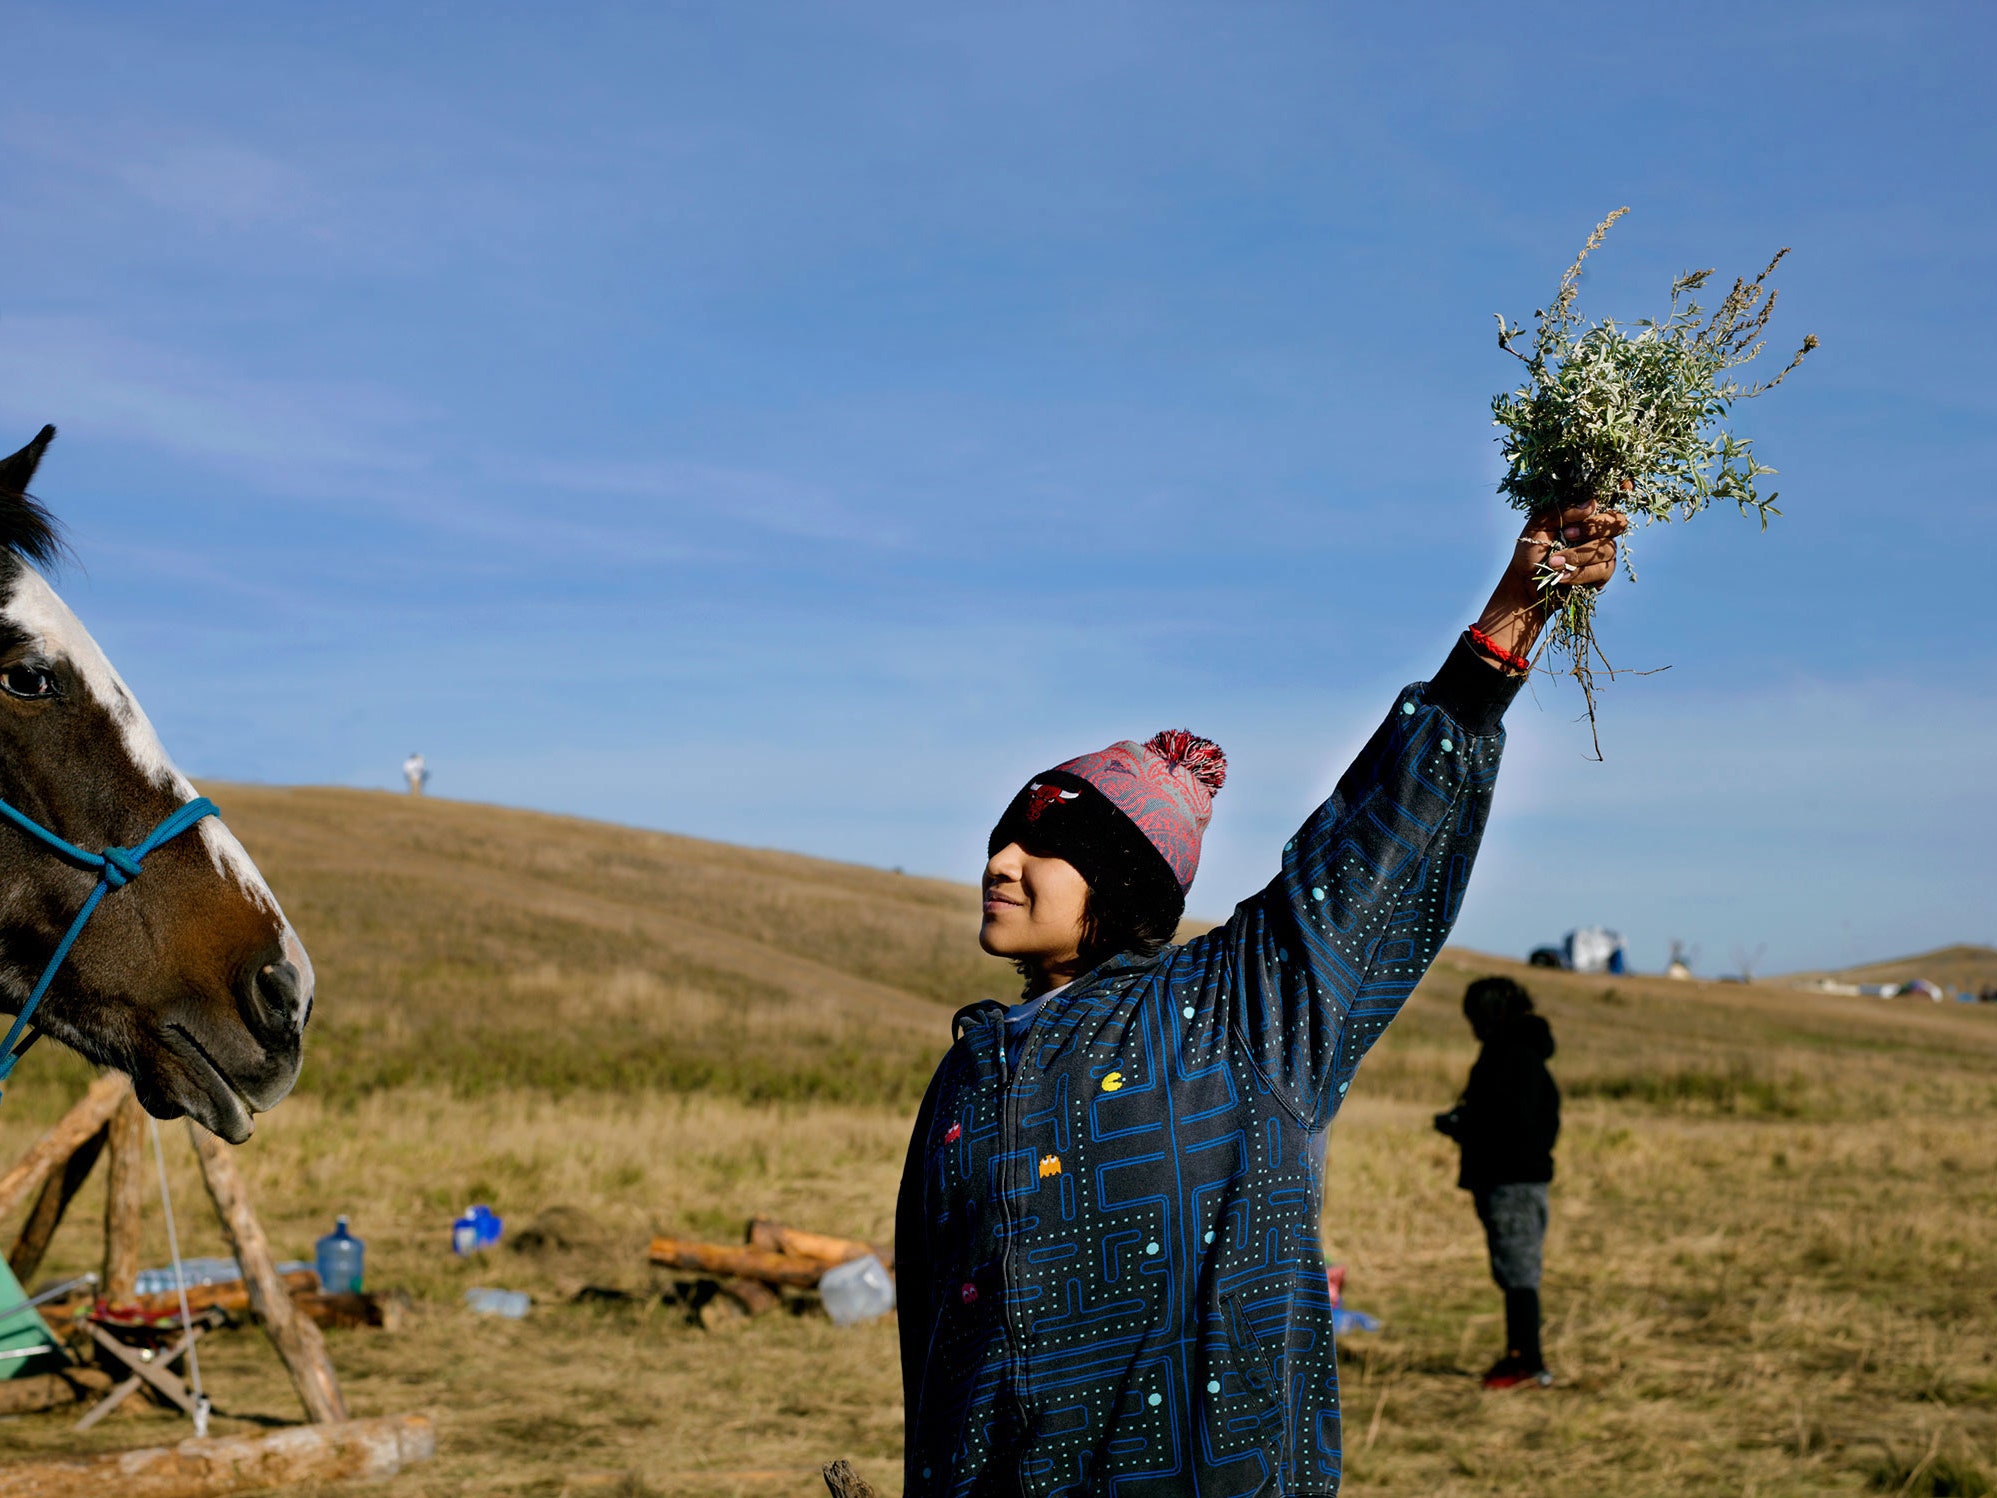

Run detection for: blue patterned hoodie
[[897, 637, 1523, 1498]]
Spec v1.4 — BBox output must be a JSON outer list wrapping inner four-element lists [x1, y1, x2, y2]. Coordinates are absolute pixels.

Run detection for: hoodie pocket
[[1222, 1293, 1279, 1402], [1214, 1294, 1294, 1494], [1222, 1302, 1270, 1398]]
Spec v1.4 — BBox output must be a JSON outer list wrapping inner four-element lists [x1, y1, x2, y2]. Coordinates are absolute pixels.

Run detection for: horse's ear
[[0, 426, 66, 567], [0, 426, 56, 498]]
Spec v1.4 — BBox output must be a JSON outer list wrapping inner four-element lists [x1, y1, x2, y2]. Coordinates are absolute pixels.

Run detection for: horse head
[[0, 425, 312, 1142]]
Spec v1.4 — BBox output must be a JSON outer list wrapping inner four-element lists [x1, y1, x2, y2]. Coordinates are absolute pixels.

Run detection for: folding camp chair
[[74, 1303, 227, 1431]]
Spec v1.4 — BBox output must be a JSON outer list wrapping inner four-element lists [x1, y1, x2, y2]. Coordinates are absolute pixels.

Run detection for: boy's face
[[980, 841, 1090, 975]]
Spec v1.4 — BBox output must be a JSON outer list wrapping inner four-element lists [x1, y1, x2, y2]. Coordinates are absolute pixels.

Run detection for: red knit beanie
[[989, 730, 1228, 928], [1049, 730, 1226, 891]]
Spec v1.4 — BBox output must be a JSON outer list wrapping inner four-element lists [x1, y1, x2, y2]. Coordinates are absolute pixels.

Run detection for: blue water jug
[[315, 1216, 365, 1294], [451, 1204, 503, 1255]]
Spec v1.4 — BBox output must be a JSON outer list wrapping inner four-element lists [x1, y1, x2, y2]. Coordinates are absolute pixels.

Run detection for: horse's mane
[[0, 425, 68, 568]]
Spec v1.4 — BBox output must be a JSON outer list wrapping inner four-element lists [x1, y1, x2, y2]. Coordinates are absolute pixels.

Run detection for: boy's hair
[[1012, 863, 1181, 991], [1464, 975, 1534, 1037], [1077, 864, 1180, 966]]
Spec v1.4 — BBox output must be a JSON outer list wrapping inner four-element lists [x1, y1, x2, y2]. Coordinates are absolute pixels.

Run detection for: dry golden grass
[[0, 788, 1992, 1497]]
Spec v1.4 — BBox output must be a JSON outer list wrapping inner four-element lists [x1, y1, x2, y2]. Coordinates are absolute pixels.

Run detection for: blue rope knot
[[99, 847, 143, 888]]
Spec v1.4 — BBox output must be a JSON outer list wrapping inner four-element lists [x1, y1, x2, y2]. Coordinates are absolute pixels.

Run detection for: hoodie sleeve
[[895, 1065, 944, 1486], [1171, 635, 1522, 1131]]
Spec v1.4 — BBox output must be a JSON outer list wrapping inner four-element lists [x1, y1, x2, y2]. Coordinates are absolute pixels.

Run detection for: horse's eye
[[0, 665, 54, 699]]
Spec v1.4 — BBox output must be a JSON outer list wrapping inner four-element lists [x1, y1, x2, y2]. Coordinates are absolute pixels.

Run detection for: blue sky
[[0, 2, 1989, 977]]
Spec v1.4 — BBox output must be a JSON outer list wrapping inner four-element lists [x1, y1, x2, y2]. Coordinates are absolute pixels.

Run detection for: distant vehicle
[[1526, 927, 1627, 974]]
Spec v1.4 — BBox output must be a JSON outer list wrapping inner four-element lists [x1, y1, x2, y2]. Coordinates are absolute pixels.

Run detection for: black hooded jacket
[[1442, 1013, 1560, 1191]]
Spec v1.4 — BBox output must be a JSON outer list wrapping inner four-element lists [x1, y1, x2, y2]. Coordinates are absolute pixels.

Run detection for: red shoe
[[1481, 1357, 1553, 1391]]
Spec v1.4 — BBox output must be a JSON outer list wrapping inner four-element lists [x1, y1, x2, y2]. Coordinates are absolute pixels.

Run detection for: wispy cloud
[[1, 112, 324, 232], [535, 458, 898, 547], [0, 314, 428, 474]]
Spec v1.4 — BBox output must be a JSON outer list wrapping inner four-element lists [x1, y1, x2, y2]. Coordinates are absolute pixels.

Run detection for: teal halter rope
[[0, 795, 220, 1098]]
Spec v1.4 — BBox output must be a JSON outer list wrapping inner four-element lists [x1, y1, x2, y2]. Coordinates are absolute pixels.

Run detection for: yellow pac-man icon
[[1100, 1071, 1124, 1093], [1038, 1154, 1062, 1178]]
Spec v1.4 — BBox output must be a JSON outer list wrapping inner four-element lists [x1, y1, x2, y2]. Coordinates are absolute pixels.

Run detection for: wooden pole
[[99, 1091, 147, 1302], [649, 1236, 835, 1287], [0, 1413, 434, 1497], [0, 1073, 130, 1225], [8, 1126, 106, 1285], [822, 1459, 881, 1498], [185, 1124, 348, 1425]]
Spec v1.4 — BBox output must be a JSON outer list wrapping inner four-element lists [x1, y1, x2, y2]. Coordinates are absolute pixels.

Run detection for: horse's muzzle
[[229, 932, 313, 1109], [146, 931, 313, 1142]]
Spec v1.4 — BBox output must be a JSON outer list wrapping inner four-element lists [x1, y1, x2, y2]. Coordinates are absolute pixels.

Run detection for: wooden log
[[0, 1413, 434, 1497], [185, 1125, 348, 1425], [822, 1459, 881, 1498], [0, 1369, 112, 1418], [719, 1276, 782, 1316], [9, 1126, 107, 1285], [649, 1237, 828, 1287], [752, 1221, 894, 1273], [290, 1291, 397, 1331], [746, 1219, 893, 1272], [40, 1268, 319, 1323], [695, 1294, 746, 1331], [112, 1269, 320, 1320], [36, 1272, 402, 1337], [100, 1092, 147, 1302], [0, 1074, 130, 1225]]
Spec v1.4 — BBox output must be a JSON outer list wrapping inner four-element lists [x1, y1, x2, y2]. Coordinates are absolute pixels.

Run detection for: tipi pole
[[0, 1074, 129, 1224], [185, 1123, 347, 1423], [99, 1093, 146, 1303], [7, 1127, 106, 1286]]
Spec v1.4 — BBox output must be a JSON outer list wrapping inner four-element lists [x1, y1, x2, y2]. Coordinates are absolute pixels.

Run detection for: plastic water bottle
[[316, 1217, 365, 1294], [133, 1257, 241, 1297], [464, 1287, 531, 1318], [818, 1254, 895, 1326]]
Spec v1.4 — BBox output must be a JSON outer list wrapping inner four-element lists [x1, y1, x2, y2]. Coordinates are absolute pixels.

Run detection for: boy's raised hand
[[1473, 499, 1631, 671], [1521, 499, 1628, 591]]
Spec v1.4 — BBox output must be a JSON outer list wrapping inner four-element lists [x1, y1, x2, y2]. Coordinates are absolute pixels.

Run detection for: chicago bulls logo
[[1026, 783, 1080, 821]]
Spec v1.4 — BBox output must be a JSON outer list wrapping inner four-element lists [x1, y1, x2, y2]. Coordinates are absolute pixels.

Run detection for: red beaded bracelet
[[1467, 625, 1533, 675]]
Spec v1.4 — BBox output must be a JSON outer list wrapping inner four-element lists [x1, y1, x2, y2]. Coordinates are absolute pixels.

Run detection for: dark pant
[[1473, 1182, 1547, 1290], [1474, 1182, 1549, 1369]]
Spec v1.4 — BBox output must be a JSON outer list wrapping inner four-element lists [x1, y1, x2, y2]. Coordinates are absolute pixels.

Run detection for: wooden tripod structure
[[0, 1073, 346, 1424]]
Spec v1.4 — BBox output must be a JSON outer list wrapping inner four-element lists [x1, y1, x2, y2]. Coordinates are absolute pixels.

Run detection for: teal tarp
[[0, 1256, 65, 1378]]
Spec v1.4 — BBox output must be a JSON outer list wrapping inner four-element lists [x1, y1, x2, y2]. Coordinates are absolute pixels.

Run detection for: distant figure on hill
[[402, 752, 428, 796], [1434, 975, 1561, 1390], [895, 498, 1624, 1495]]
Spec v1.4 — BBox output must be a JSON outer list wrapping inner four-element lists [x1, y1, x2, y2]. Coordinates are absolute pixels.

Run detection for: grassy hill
[[219, 784, 1997, 1124], [1, 784, 1993, 1496], [1783, 943, 1997, 996], [215, 784, 1018, 1107]]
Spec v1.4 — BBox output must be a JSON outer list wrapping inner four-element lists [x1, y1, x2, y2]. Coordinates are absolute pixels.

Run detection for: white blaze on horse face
[[2, 568, 314, 1004]]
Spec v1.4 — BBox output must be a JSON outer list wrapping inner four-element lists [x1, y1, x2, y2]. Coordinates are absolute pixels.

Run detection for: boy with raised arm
[[896, 499, 1623, 1498]]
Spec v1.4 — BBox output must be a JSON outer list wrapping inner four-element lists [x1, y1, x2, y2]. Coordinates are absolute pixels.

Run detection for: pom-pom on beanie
[[988, 729, 1228, 939]]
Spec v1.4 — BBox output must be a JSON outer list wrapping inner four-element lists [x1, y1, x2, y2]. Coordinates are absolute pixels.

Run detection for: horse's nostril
[[255, 960, 304, 1023]]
